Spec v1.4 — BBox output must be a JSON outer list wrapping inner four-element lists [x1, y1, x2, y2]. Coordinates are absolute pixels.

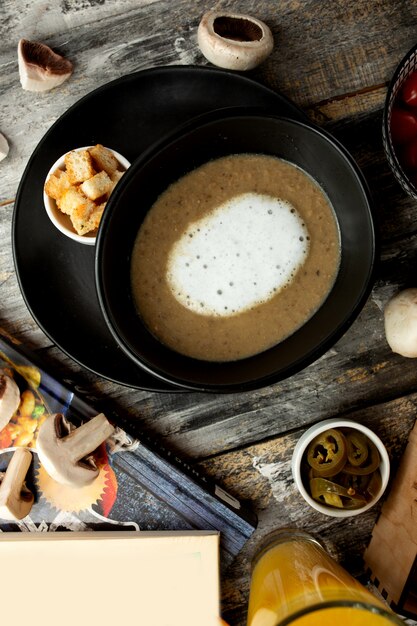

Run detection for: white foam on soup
[[166, 192, 310, 316]]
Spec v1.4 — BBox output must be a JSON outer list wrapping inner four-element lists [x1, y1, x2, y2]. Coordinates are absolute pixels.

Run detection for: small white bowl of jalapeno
[[291, 418, 390, 517]]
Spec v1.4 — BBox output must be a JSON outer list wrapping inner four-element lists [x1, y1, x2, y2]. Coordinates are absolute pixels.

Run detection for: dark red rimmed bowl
[[95, 113, 377, 393], [383, 42, 417, 201]]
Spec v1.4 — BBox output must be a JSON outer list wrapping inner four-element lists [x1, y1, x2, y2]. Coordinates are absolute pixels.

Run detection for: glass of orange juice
[[247, 529, 404, 626]]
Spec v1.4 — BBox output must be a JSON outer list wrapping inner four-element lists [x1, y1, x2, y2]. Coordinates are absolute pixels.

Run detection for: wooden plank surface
[[2, 1, 417, 624]]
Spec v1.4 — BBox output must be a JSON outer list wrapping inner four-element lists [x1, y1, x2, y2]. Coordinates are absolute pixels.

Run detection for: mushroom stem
[[61, 413, 115, 462], [0, 448, 34, 520], [37, 413, 115, 487]]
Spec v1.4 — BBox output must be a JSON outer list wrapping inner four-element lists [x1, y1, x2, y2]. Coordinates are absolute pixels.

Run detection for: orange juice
[[247, 530, 404, 626]]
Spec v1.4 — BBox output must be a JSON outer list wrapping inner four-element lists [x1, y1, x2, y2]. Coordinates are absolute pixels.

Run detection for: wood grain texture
[[2, 1, 417, 624]]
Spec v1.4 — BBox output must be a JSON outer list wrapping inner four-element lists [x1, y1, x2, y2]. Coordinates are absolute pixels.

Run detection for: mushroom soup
[[130, 154, 341, 361]]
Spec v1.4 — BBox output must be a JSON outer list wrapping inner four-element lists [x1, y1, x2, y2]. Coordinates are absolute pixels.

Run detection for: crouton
[[44, 169, 71, 200], [70, 198, 97, 235], [86, 203, 106, 232], [109, 169, 125, 194], [111, 169, 124, 183], [57, 187, 97, 235], [57, 186, 86, 216], [80, 170, 112, 201], [89, 144, 119, 175], [65, 149, 96, 184]]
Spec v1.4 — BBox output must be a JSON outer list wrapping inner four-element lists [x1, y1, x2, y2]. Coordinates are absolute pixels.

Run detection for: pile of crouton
[[44, 144, 125, 236]]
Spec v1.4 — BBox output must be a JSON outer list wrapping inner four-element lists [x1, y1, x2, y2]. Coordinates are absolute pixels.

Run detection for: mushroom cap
[[18, 38, 73, 92], [0, 374, 21, 431], [197, 11, 274, 71], [384, 287, 417, 357]]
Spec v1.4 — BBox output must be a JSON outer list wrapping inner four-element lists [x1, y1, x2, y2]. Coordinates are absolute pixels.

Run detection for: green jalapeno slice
[[306, 428, 347, 478], [346, 432, 369, 466], [343, 439, 380, 475], [310, 477, 367, 509]]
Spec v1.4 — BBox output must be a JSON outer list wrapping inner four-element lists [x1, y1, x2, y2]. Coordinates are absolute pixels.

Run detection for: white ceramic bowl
[[291, 418, 390, 518], [43, 146, 130, 245]]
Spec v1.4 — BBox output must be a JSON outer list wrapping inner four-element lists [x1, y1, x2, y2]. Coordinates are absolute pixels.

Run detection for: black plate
[[13, 65, 306, 391]]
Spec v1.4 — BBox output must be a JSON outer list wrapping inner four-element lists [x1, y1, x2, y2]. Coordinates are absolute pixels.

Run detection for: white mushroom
[[0, 374, 20, 431], [197, 11, 274, 71], [36, 413, 115, 487], [0, 133, 9, 161], [384, 288, 417, 357], [18, 38, 73, 92], [0, 448, 34, 520]]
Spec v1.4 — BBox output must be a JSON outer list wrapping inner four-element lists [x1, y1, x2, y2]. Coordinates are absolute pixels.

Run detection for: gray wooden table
[[1, 1, 417, 624]]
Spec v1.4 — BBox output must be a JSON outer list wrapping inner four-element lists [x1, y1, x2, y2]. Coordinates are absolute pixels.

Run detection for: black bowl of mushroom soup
[[95, 113, 377, 392]]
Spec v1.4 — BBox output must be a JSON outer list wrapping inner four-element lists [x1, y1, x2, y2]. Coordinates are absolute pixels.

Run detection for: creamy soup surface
[[130, 154, 341, 362]]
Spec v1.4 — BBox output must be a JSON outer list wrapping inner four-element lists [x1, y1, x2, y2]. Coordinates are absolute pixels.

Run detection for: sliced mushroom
[[18, 39, 73, 92], [0, 132, 9, 161], [36, 413, 115, 487], [0, 448, 34, 520], [197, 11, 274, 71], [0, 374, 20, 431]]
